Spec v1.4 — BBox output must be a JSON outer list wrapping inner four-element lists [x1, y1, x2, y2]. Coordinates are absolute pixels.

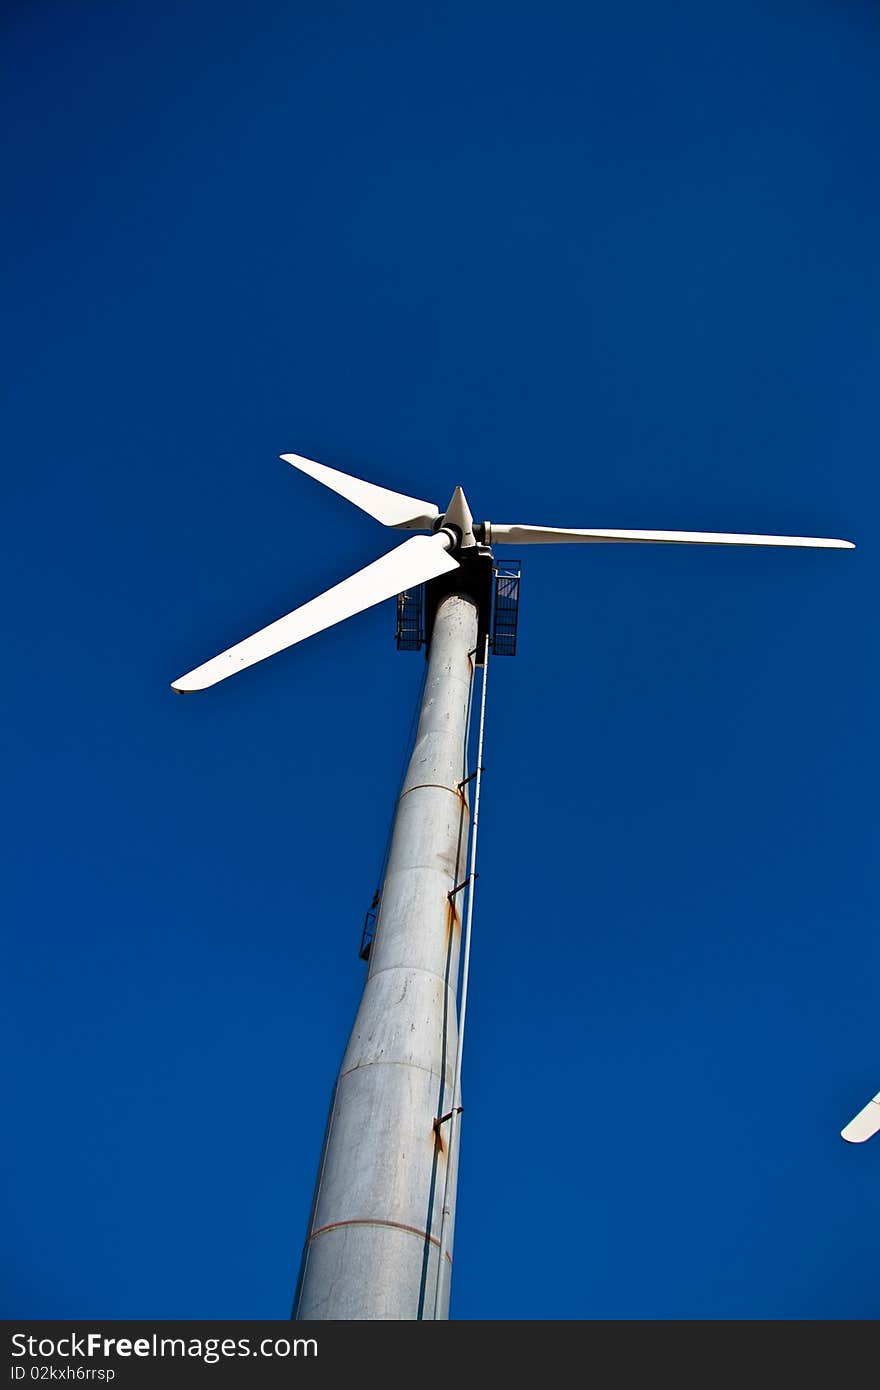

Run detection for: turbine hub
[[442, 486, 476, 549]]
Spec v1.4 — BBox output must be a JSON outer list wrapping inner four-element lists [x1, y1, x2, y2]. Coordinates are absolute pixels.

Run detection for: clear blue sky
[[3, 1, 877, 1319]]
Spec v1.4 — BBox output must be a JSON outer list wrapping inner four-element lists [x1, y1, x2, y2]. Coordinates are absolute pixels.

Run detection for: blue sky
[[3, 1, 878, 1319]]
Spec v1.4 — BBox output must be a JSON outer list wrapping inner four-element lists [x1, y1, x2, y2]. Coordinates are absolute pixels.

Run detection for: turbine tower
[[172, 451, 853, 1319]]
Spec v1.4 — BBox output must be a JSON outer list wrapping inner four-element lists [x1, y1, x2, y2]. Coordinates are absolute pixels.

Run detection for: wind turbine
[[172, 452, 854, 1319]]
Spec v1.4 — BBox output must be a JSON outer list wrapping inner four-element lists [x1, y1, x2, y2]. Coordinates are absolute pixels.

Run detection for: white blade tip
[[841, 1094, 880, 1143]]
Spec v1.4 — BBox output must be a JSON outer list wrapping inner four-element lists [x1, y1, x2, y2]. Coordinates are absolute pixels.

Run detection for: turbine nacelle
[[171, 451, 854, 692]]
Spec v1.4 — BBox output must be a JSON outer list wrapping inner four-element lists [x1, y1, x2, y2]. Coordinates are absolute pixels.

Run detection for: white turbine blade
[[281, 452, 439, 529], [172, 533, 457, 692], [841, 1093, 880, 1144], [488, 524, 854, 549]]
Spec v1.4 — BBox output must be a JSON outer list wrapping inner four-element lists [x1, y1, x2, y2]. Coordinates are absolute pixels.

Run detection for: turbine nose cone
[[444, 486, 476, 547]]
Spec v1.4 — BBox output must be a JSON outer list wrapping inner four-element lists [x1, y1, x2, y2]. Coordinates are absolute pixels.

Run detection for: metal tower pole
[[294, 590, 479, 1320], [432, 631, 489, 1317]]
